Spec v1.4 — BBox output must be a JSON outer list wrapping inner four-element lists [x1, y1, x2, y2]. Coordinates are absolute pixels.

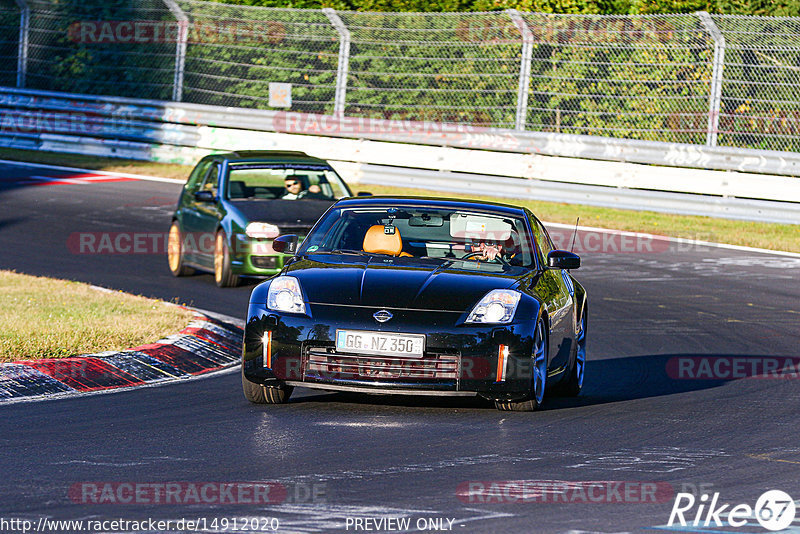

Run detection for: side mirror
[[356, 191, 372, 197], [194, 190, 215, 203], [272, 234, 298, 254], [547, 250, 580, 270]]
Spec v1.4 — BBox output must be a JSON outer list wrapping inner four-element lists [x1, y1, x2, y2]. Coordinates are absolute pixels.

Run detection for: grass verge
[[1, 147, 797, 253], [0, 147, 191, 180], [0, 270, 195, 362]]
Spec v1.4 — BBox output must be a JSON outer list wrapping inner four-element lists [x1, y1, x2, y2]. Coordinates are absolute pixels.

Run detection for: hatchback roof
[[212, 150, 328, 164]]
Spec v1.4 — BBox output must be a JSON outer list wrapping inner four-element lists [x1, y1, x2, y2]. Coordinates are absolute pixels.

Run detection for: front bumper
[[230, 235, 288, 276], [242, 302, 538, 401]]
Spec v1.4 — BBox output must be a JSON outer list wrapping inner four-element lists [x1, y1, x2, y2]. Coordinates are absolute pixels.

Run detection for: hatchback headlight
[[246, 222, 280, 239], [267, 276, 306, 314], [466, 289, 521, 324]]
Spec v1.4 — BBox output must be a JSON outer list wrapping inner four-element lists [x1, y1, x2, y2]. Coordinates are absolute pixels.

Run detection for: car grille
[[251, 256, 278, 269], [303, 346, 460, 381]]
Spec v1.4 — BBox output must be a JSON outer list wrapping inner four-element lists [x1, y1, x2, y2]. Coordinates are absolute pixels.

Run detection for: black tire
[[495, 317, 548, 411], [242, 368, 293, 404], [167, 221, 195, 276], [214, 231, 239, 288], [559, 306, 587, 397]]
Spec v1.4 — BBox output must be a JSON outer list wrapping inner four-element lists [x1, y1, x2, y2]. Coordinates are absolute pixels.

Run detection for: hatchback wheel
[[214, 231, 239, 287], [167, 221, 194, 276]]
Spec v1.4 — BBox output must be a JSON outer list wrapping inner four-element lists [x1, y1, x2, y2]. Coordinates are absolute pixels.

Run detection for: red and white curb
[[0, 310, 242, 402]]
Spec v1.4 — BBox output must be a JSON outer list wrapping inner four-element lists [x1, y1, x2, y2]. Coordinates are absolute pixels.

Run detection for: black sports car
[[242, 197, 587, 410]]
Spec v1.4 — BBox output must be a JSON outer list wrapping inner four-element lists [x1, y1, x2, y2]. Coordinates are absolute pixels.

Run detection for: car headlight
[[466, 289, 521, 324], [267, 276, 306, 314], [246, 222, 280, 239]]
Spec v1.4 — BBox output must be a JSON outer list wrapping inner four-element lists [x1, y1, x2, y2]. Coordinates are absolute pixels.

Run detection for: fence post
[[697, 11, 725, 147], [324, 8, 350, 118], [507, 9, 533, 132], [14, 0, 29, 88], [162, 0, 188, 102]]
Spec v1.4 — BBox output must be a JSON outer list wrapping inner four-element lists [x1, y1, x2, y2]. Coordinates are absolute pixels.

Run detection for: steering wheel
[[461, 251, 510, 266]]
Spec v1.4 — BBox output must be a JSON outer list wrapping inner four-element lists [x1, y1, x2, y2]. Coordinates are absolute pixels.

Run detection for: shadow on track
[[280, 353, 792, 411]]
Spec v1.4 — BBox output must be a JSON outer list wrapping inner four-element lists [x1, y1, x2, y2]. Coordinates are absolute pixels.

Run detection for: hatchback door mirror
[[272, 234, 298, 254], [194, 190, 215, 203], [547, 250, 580, 270]]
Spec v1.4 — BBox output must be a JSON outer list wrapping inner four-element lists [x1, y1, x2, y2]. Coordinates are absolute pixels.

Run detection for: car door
[[531, 217, 574, 373], [176, 159, 212, 264], [184, 161, 222, 268]]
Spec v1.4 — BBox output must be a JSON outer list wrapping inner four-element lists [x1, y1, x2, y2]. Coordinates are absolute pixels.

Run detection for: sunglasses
[[285, 181, 300, 186]]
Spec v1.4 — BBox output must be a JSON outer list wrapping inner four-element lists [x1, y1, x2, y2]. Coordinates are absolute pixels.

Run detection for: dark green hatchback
[[167, 150, 353, 287]]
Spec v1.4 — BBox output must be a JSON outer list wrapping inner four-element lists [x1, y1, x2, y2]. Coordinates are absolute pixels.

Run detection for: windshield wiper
[[317, 248, 365, 255]]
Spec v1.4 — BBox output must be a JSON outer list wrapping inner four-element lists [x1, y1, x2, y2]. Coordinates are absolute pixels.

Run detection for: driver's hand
[[478, 242, 501, 261]]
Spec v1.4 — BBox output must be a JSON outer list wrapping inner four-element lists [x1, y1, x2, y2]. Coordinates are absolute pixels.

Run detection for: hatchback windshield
[[226, 163, 351, 200], [298, 206, 535, 267]]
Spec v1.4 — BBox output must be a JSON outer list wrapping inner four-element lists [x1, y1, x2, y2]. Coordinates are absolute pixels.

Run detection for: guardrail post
[[323, 8, 350, 118], [507, 9, 533, 132], [697, 11, 725, 147], [162, 0, 188, 102], [14, 0, 29, 88]]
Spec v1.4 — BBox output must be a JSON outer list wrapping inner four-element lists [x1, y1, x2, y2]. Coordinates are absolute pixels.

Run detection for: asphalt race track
[[1, 160, 799, 533]]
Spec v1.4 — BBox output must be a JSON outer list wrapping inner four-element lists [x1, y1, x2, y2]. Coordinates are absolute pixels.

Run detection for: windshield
[[298, 206, 535, 268], [226, 163, 351, 200]]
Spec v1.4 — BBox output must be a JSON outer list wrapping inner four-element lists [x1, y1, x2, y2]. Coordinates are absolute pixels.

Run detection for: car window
[[300, 207, 535, 268], [531, 218, 554, 265], [226, 164, 350, 200], [200, 163, 220, 196], [185, 160, 212, 194]]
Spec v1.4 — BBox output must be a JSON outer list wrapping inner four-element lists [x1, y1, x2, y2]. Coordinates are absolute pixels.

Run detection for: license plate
[[335, 330, 425, 358]]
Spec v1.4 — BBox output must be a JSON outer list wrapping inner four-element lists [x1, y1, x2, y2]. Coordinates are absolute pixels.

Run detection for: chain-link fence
[[338, 10, 521, 127], [22, 0, 176, 100], [714, 15, 800, 151], [3, 0, 800, 152], [519, 14, 715, 145], [0, 2, 21, 88]]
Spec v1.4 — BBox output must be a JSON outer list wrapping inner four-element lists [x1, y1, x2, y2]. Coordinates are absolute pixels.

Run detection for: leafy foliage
[[8, 0, 800, 151]]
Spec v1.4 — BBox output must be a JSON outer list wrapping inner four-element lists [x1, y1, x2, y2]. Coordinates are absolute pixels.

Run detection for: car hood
[[285, 254, 527, 312], [228, 199, 333, 229]]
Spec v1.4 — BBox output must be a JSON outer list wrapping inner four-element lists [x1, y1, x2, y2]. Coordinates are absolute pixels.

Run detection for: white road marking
[[0, 158, 185, 184], [546, 221, 800, 259]]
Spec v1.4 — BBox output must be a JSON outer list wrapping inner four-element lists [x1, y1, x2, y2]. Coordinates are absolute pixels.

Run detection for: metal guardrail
[[3, 86, 800, 178], [357, 165, 800, 225], [0, 86, 798, 224]]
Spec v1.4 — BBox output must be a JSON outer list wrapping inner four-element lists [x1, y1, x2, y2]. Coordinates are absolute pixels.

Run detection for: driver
[[472, 232, 521, 264], [281, 176, 322, 200]]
